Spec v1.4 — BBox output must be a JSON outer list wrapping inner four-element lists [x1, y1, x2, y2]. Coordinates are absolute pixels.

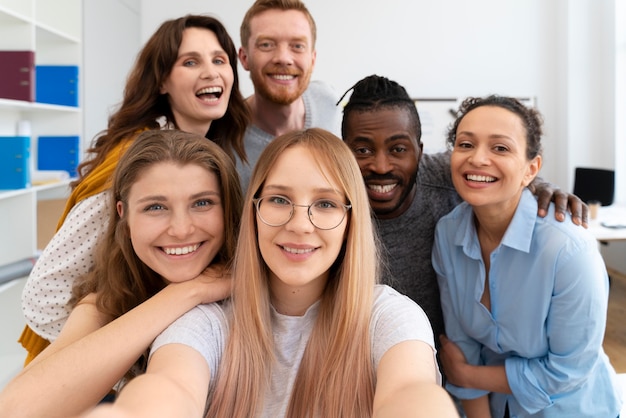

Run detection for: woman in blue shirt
[[432, 95, 623, 417]]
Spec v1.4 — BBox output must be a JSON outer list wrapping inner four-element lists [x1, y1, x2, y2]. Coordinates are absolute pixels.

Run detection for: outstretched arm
[[529, 177, 588, 227], [373, 341, 459, 417], [79, 344, 210, 418], [0, 267, 230, 418]]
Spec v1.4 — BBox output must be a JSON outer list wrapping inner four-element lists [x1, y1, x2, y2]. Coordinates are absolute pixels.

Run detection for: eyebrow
[[177, 49, 228, 59], [262, 184, 341, 196], [457, 131, 516, 141], [135, 190, 221, 204]]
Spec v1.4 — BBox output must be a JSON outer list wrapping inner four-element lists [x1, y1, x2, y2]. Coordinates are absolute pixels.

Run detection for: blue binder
[[37, 135, 80, 176], [35, 65, 79, 107], [0, 136, 31, 189]]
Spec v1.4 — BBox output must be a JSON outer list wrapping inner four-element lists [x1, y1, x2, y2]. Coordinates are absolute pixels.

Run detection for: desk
[[587, 203, 626, 242]]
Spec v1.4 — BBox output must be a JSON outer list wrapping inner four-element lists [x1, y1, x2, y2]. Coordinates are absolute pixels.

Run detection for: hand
[[530, 178, 589, 227], [438, 335, 470, 387], [194, 263, 232, 304]]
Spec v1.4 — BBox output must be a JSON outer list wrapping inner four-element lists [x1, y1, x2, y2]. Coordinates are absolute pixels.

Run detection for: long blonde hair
[[207, 128, 380, 418]]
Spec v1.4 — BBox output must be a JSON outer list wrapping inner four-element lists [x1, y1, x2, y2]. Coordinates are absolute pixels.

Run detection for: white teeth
[[466, 174, 496, 183], [368, 184, 397, 193], [282, 246, 314, 254], [196, 86, 222, 95], [164, 244, 200, 255], [272, 74, 295, 80]]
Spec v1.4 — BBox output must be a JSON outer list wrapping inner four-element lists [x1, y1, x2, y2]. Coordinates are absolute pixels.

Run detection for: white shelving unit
[[0, 0, 82, 386], [0, 0, 82, 266]]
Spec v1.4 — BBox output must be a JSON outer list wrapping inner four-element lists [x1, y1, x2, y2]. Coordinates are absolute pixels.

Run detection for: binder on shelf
[[0, 136, 31, 189], [35, 65, 79, 107], [37, 135, 80, 177], [0, 51, 35, 102]]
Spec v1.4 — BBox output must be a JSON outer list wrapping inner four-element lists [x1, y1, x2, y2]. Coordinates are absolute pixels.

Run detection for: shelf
[[0, 178, 72, 201], [0, 4, 32, 25], [0, 98, 81, 114]]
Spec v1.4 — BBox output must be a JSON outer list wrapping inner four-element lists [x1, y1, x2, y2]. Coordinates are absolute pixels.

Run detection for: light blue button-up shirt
[[433, 189, 623, 417]]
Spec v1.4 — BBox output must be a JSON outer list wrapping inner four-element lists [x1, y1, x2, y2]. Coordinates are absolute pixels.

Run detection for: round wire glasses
[[253, 195, 351, 230]]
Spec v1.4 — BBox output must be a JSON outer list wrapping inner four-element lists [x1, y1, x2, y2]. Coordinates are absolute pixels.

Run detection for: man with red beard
[[236, 0, 342, 191], [341, 75, 588, 349]]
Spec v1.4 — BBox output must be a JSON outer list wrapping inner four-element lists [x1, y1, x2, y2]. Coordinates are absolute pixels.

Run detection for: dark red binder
[[0, 50, 35, 102]]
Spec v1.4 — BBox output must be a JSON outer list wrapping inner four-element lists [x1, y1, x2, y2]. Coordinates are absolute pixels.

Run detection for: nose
[[200, 62, 219, 80], [272, 43, 294, 66], [468, 145, 490, 166], [285, 204, 314, 232], [370, 151, 392, 174], [168, 211, 195, 238]]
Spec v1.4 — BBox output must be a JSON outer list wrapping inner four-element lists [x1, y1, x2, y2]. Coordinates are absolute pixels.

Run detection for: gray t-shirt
[[235, 80, 342, 193], [376, 152, 461, 344], [151, 285, 439, 417]]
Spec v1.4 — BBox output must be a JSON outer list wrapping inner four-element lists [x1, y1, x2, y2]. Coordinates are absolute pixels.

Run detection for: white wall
[[83, 0, 141, 147]]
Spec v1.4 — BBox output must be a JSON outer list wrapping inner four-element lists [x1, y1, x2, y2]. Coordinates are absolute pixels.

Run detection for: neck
[[247, 94, 305, 137], [472, 197, 520, 249], [177, 121, 211, 137], [269, 275, 325, 317]]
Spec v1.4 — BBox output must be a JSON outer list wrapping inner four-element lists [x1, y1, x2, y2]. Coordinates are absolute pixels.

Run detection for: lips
[[195, 86, 223, 101], [465, 173, 497, 183], [162, 243, 201, 255], [368, 183, 397, 194]]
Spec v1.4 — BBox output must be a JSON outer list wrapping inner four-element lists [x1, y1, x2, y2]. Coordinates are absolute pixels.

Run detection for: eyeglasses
[[253, 195, 351, 230]]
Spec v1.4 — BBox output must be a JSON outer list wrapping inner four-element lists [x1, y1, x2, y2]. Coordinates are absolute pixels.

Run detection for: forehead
[[249, 9, 313, 41], [178, 27, 222, 53], [264, 145, 340, 192], [129, 162, 218, 196], [344, 107, 418, 143], [458, 105, 525, 136]]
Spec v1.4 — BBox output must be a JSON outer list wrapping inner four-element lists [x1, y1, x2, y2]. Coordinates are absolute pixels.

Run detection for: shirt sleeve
[[151, 303, 228, 384], [370, 285, 442, 385], [21, 191, 110, 341], [504, 242, 609, 414]]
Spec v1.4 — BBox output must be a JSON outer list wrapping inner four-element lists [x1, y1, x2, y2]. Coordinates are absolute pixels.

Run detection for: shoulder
[[304, 80, 339, 101], [370, 285, 436, 365], [535, 203, 599, 253], [418, 152, 457, 195], [371, 285, 432, 334]]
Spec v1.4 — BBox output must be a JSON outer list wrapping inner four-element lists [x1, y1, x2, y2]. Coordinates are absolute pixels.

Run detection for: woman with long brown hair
[[0, 129, 243, 418]]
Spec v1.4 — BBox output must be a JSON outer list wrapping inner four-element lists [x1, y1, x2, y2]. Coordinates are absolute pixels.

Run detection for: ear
[[523, 155, 542, 187], [116, 201, 124, 218], [416, 141, 424, 165], [238, 47, 250, 70], [311, 49, 317, 68]]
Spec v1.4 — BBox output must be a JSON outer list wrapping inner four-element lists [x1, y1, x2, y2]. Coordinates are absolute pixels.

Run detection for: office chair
[[573, 167, 615, 206]]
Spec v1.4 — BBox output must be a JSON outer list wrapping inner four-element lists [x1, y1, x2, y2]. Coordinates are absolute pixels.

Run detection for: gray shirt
[[376, 152, 461, 343], [151, 285, 439, 417], [235, 80, 342, 193]]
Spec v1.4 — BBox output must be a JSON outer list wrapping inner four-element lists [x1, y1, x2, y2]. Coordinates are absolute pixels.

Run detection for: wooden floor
[[604, 268, 626, 373]]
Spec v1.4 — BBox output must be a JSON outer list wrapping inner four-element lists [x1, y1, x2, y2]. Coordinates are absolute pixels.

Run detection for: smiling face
[[256, 145, 347, 312], [343, 107, 422, 219], [160, 27, 234, 135], [118, 161, 225, 283], [451, 105, 541, 215], [239, 9, 316, 105]]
